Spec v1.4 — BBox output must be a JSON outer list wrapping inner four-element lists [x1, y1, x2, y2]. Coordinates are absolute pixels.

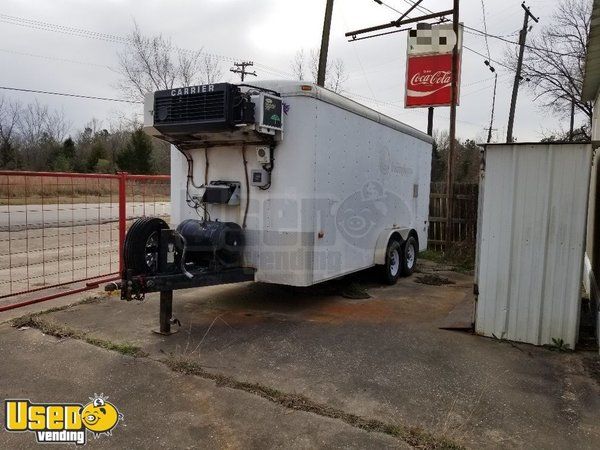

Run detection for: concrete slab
[[3, 262, 600, 448], [0, 323, 405, 449]]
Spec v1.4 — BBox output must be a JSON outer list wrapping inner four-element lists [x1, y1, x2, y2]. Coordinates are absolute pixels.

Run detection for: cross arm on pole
[[344, 10, 453, 39]]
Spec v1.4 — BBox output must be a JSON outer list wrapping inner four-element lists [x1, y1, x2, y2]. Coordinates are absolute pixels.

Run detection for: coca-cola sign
[[405, 53, 460, 108]]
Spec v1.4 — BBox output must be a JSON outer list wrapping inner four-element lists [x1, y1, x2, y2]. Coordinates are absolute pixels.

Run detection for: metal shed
[[475, 142, 592, 348]]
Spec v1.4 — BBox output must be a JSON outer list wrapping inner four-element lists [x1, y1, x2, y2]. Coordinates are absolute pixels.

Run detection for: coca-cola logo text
[[410, 71, 451, 87]]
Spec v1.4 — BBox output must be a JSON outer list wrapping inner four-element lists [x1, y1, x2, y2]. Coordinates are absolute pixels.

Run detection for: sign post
[[405, 19, 462, 248]]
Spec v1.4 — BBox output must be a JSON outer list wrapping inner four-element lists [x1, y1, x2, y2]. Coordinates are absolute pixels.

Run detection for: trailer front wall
[[475, 143, 592, 348], [170, 94, 318, 286]]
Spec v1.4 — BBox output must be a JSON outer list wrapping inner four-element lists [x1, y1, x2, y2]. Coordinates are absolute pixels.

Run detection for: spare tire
[[123, 217, 169, 275]]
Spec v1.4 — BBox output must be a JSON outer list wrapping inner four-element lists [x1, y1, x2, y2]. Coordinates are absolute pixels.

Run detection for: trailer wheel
[[401, 236, 418, 276], [123, 217, 169, 275], [380, 238, 402, 285]]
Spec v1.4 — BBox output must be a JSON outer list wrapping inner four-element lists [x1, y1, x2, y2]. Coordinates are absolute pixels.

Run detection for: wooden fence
[[428, 182, 479, 251]]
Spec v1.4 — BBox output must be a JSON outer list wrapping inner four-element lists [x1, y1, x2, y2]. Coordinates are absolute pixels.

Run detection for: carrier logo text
[[171, 85, 215, 96]]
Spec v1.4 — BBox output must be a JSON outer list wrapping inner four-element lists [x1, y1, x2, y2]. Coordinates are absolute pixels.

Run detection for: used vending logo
[[4, 394, 123, 445]]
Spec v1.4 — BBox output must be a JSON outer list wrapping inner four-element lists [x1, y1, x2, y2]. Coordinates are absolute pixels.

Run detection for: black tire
[[380, 238, 402, 285], [123, 217, 169, 275], [400, 236, 418, 277]]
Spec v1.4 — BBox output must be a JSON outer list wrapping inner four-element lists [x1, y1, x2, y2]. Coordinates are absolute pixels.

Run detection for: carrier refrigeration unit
[[115, 81, 433, 333]]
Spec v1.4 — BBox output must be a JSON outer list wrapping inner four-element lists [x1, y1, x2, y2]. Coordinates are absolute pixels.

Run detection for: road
[[0, 201, 170, 231], [0, 201, 170, 297]]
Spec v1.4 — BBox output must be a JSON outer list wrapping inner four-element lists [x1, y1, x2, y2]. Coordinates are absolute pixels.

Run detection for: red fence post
[[118, 172, 127, 274]]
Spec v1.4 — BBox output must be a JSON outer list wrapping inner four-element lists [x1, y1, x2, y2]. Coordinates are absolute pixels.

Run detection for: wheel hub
[[406, 243, 415, 269], [390, 248, 400, 276]]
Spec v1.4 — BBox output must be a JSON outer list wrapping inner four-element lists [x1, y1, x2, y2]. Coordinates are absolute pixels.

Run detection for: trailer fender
[[373, 228, 411, 265]]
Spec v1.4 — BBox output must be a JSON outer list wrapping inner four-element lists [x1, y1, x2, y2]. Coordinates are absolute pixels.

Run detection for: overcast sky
[[0, 0, 578, 142]]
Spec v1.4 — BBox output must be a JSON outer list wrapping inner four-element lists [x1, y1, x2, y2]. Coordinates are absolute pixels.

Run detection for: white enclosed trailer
[[121, 81, 432, 332]]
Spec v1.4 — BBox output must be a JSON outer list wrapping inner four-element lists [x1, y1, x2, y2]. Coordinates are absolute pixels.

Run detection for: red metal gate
[[0, 171, 170, 312]]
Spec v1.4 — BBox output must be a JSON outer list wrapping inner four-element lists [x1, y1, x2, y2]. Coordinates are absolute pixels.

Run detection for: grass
[[420, 244, 475, 273], [166, 356, 463, 450], [0, 174, 169, 205], [10, 297, 147, 358]]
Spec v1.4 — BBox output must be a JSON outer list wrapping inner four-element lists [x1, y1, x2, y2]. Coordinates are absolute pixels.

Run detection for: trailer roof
[[245, 80, 434, 145]]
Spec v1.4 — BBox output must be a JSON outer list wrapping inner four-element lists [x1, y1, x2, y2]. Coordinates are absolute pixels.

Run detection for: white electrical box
[[250, 169, 270, 187], [256, 146, 271, 164]]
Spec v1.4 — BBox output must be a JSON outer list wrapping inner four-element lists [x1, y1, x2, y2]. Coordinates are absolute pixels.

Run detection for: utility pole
[[487, 73, 498, 143], [445, 0, 459, 248], [230, 61, 257, 82], [317, 0, 335, 87], [506, 2, 538, 142], [427, 107, 434, 136], [569, 97, 575, 141]]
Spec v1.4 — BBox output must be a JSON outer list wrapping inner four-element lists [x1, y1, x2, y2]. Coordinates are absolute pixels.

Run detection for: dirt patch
[[583, 356, 600, 385], [341, 283, 371, 299], [308, 299, 398, 324], [414, 274, 456, 286]]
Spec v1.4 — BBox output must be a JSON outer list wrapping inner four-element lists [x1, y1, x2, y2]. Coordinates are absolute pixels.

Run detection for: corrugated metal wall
[[475, 143, 592, 348]]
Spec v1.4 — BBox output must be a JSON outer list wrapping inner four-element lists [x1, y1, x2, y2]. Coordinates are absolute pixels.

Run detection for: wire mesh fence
[[0, 171, 170, 309]]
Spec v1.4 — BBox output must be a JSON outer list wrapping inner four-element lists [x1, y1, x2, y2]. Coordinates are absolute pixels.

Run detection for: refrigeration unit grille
[[154, 90, 227, 125]]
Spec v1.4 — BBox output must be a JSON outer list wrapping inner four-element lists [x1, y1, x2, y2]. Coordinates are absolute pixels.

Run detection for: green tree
[[94, 158, 111, 173], [87, 141, 106, 172], [117, 128, 154, 174], [0, 141, 18, 169], [62, 137, 75, 160], [52, 153, 72, 172]]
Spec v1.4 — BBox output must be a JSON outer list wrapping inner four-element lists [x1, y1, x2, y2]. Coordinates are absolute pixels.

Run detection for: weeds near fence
[[420, 242, 475, 273]]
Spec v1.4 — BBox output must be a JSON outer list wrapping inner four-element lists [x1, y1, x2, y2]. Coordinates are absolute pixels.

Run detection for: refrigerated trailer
[[117, 80, 433, 333]]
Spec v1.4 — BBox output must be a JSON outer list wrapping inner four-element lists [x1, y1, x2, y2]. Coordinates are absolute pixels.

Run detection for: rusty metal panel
[[475, 143, 592, 348]]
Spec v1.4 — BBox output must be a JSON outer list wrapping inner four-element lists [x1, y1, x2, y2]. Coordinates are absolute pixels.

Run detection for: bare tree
[[291, 49, 306, 81], [0, 97, 21, 167], [290, 48, 348, 93], [328, 59, 349, 94], [117, 23, 222, 101], [506, 0, 592, 135], [16, 101, 69, 168], [201, 54, 223, 84], [0, 97, 20, 146]]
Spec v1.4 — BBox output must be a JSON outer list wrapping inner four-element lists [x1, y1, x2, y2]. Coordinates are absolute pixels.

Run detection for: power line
[[0, 47, 113, 70], [372, 0, 402, 15], [0, 85, 141, 103], [479, 0, 491, 60], [463, 24, 575, 57], [399, 0, 433, 15], [365, 3, 572, 58], [342, 90, 486, 128], [463, 45, 513, 71], [0, 12, 295, 79], [0, 14, 129, 44]]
